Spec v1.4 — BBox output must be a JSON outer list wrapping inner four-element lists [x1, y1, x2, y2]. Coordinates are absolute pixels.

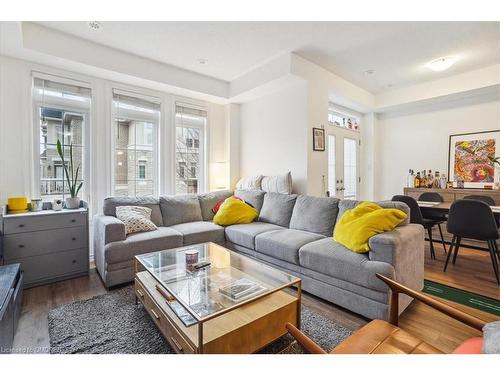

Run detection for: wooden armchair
[[286, 274, 486, 354]]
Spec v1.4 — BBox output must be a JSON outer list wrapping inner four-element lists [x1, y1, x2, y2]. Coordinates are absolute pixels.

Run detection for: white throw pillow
[[261, 172, 293, 194], [116, 206, 158, 235], [235, 175, 263, 190]]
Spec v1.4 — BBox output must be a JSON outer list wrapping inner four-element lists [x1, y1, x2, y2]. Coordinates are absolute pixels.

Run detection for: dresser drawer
[[3, 212, 87, 234], [8, 248, 88, 286], [3, 227, 87, 261], [135, 278, 195, 354]]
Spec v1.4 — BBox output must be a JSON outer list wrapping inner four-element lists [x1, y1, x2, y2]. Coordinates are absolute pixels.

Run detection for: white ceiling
[[35, 21, 500, 93]]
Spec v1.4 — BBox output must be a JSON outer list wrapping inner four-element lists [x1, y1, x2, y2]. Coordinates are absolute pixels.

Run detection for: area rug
[[423, 279, 500, 316], [48, 286, 352, 354]]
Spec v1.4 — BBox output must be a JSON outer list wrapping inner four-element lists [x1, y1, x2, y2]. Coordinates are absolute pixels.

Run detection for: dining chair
[[444, 199, 500, 284], [418, 191, 448, 244], [392, 195, 447, 259], [464, 195, 500, 226]]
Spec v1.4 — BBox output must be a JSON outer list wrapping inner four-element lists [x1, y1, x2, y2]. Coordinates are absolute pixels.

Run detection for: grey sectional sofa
[[93, 190, 424, 320]]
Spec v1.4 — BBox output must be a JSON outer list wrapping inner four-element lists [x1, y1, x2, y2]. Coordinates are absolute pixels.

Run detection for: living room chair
[[392, 195, 447, 259], [285, 274, 486, 354]]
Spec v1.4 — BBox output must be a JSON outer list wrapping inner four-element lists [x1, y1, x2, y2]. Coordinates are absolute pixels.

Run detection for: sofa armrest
[[93, 214, 126, 245], [369, 224, 425, 314]]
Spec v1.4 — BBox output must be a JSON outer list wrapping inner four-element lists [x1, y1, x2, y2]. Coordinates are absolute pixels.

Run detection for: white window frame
[[31, 73, 92, 203], [110, 88, 161, 197], [173, 100, 208, 195]]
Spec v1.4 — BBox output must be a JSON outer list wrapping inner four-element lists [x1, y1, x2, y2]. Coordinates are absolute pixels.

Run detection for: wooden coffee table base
[[134, 271, 300, 354]]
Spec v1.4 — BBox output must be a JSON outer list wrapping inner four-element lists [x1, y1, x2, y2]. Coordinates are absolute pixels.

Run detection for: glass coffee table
[[134, 242, 301, 354]]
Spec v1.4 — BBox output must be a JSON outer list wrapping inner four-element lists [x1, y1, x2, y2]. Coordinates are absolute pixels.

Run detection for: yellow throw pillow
[[333, 201, 407, 253], [213, 197, 258, 226]]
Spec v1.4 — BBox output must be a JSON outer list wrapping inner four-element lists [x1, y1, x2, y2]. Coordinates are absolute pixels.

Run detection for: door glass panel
[[328, 135, 336, 196], [343, 138, 357, 199]]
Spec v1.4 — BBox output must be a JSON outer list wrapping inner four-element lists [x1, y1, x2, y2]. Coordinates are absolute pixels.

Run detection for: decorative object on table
[[185, 249, 199, 271], [448, 130, 500, 189], [6, 196, 29, 213], [30, 198, 43, 212], [56, 139, 83, 209], [312, 127, 325, 151], [52, 198, 63, 211], [456, 176, 465, 189], [439, 173, 447, 189]]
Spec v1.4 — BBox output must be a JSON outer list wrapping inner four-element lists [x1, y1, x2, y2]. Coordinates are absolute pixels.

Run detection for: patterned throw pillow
[[116, 206, 158, 235]]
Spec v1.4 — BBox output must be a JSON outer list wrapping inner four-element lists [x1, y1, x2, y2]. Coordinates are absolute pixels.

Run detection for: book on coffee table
[[219, 278, 267, 301]]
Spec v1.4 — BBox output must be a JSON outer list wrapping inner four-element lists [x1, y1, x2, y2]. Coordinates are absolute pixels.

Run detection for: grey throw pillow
[[116, 206, 158, 235]]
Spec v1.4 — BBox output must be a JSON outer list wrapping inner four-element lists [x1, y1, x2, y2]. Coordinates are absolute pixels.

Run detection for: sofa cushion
[[168, 221, 225, 245], [258, 193, 297, 227], [234, 189, 266, 212], [260, 172, 292, 194], [298, 237, 394, 291], [289, 195, 339, 237], [103, 197, 163, 226], [115, 206, 158, 235], [213, 197, 258, 226], [104, 227, 183, 264], [255, 229, 324, 264], [225, 222, 285, 249], [337, 200, 410, 226], [159, 195, 203, 226], [197, 190, 233, 221]]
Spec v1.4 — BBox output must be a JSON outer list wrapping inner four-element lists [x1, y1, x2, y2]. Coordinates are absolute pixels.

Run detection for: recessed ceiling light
[[364, 69, 375, 76], [426, 56, 457, 72], [88, 21, 103, 31], [197, 58, 208, 65], [386, 84, 393, 88]]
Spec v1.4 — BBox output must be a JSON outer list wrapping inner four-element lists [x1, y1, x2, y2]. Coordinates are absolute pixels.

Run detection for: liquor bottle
[[415, 172, 421, 188], [420, 171, 426, 188], [439, 173, 447, 189], [434, 171, 440, 188], [407, 169, 415, 188], [427, 170, 433, 188]]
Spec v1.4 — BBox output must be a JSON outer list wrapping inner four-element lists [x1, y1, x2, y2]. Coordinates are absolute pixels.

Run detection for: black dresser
[[0, 264, 23, 354]]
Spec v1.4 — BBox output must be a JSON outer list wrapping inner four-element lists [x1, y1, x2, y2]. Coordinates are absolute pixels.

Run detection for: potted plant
[[56, 139, 83, 209]]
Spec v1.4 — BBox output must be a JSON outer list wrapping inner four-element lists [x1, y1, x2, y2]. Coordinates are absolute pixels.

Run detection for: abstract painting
[[448, 130, 500, 188]]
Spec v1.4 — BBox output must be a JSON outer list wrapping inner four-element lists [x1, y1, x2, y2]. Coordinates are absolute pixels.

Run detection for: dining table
[[417, 201, 500, 216]]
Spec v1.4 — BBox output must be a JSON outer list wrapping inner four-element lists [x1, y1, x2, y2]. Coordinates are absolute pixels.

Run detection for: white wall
[[0, 55, 232, 214], [239, 81, 308, 194], [375, 98, 500, 200]]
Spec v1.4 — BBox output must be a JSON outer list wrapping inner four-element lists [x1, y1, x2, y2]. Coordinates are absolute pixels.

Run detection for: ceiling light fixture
[[364, 69, 375, 76], [197, 58, 208, 65], [426, 56, 457, 72], [88, 21, 103, 31]]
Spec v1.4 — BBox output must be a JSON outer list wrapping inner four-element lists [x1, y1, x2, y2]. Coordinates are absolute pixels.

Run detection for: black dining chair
[[444, 199, 500, 285], [418, 192, 448, 246], [464, 195, 499, 226], [392, 195, 447, 259]]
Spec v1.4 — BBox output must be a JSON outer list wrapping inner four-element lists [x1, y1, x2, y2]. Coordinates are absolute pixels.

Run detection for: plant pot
[[65, 197, 81, 209]]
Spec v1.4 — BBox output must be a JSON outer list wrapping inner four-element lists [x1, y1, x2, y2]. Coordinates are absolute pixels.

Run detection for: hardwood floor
[[12, 256, 497, 354], [424, 241, 500, 300]]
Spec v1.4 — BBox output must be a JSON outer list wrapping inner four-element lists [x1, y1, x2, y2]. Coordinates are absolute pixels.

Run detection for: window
[[343, 138, 358, 199], [33, 77, 91, 201], [328, 135, 336, 196], [175, 104, 206, 194], [328, 106, 360, 132], [113, 90, 160, 197]]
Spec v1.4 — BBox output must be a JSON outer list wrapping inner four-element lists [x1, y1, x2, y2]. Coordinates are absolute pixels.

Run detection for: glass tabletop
[[135, 242, 299, 325]]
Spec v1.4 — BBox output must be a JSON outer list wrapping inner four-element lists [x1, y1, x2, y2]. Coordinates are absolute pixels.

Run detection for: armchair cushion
[[93, 214, 126, 245]]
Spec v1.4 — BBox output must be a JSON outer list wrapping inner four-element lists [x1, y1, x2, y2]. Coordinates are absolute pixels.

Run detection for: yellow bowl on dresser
[[7, 196, 29, 213]]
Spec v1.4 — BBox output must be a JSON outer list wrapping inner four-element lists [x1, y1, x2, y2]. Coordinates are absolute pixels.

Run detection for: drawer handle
[[72, 237, 77, 241], [137, 289, 144, 298], [19, 244, 25, 248], [72, 260, 77, 264], [71, 219, 76, 223], [151, 309, 160, 320], [171, 337, 184, 353], [19, 224, 25, 228]]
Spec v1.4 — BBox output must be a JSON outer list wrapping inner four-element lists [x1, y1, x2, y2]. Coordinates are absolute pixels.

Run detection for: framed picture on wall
[[448, 130, 500, 188], [312, 127, 325, 151]]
